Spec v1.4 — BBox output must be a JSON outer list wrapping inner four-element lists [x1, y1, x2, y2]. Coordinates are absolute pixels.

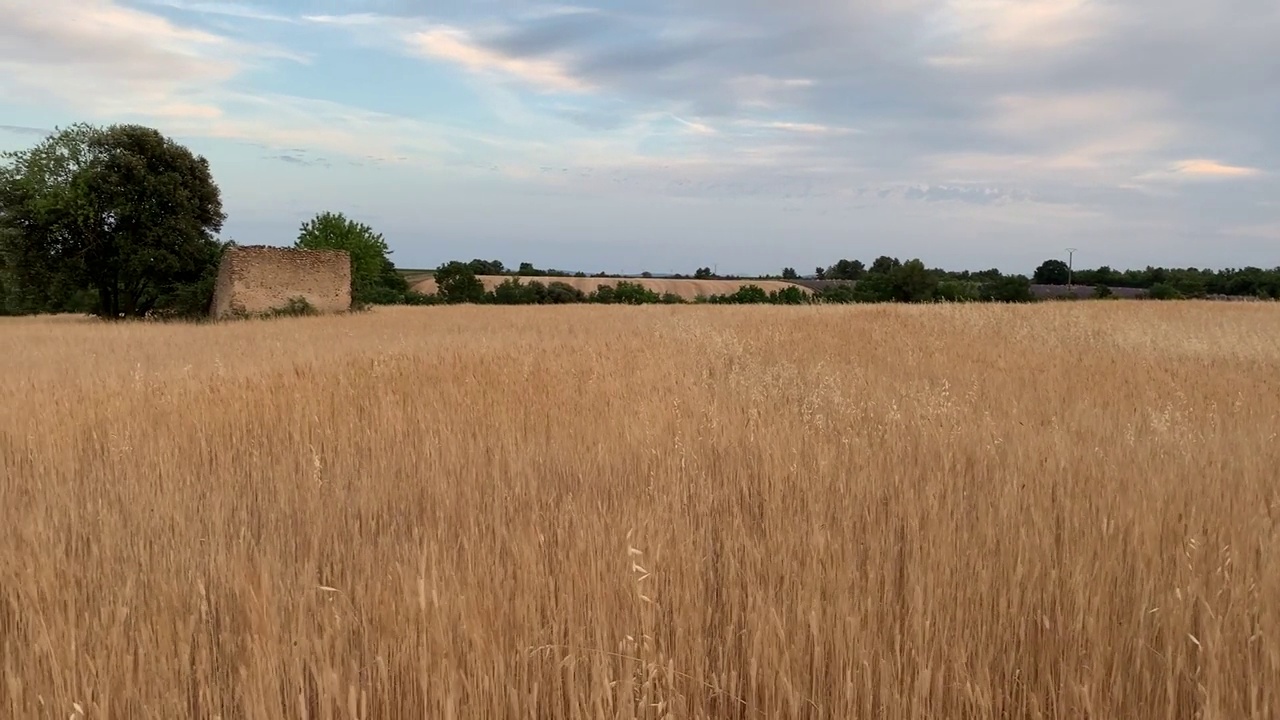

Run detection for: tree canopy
[[294, 211, 408, 304], [0, 123, 226, 318], [433, 261, 487, 304], [1033, 259, 1072, 285]]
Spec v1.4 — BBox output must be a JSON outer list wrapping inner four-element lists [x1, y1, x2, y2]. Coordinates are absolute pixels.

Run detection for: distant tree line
[[417, 258, 1038, 305], [413, 254, 1280, 306], [421, 255, 1280, 305], [810, 256, 1280, 301], [4, 123, 1274, 319], [1029, 258, 1280, 299]]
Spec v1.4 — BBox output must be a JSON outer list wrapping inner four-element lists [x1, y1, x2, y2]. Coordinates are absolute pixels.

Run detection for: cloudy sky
[[1, 0, 1277, 274]]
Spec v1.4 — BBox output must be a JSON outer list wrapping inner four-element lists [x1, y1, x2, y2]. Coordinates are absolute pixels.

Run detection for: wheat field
[[1, 303, 1278, 719]]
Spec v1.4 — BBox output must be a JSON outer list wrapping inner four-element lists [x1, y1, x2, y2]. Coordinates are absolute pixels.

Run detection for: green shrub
[[817, 284, 859, 303], [851, 273, 895, 302], [433, 261, 487, 304], [978, 275, 1035, 303], [1147, 283, 1182, 300], [935, 280, 979, 302], [768, 286, 809, 304], [492, 277, 535, 304], [269, 297, 319, 317], [401, 291, 443, 306], [545, 281, 587, 304], [221, 296, 320, 322], [708, 284, 771, 304], [609, 281, 661, 305]]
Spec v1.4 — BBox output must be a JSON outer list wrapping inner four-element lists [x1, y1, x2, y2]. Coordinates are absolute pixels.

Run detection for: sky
[[1, 0, 1277, 275]]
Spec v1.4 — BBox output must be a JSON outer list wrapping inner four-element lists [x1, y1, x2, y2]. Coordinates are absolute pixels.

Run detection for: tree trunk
[[96, 283, 120, 319]]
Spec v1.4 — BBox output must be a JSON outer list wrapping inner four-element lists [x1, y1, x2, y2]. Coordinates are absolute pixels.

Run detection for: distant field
[[398, 269, 435, 286], [2, 303, 1279, 717], [411, 274, 811, 299]]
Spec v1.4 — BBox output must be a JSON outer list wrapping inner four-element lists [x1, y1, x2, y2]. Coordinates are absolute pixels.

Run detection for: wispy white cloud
[[408, 25, 591, 93], [515, 4, 606, 20], [4, 0, 1278, 269], [178, 92, 458, 159], [924, 0, 1114, 65], [0, 0, 307, 118], [302, 13, 388, 28], [302, 12, 596, 94], [977, 90, 1182, 177], [1137, 159, 1266, 182], [736, 120, 861, 136], [667, 114, 717, 136], [1221, 221, 1280, 241], [0, 0, 490, 165], [142, 0, 295, 23], [725, 74, 817, 110], [0, 124, 53, 137]]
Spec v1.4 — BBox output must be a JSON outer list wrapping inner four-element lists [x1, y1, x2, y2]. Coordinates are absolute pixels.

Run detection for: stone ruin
[[210, 245, 352, 319]]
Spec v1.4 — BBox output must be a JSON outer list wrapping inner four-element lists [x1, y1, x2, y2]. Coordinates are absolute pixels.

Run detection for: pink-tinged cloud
[[1171, 159, 1263, 178], [408, 26, 591, 93]]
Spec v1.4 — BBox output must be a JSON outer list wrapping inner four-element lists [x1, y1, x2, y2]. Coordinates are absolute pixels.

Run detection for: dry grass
[[1, 302, 1279, 719], [409, 275, 811, 300]]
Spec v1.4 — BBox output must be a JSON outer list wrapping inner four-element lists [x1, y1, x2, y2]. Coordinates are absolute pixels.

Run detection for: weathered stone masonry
[[210, 245, 352, 318]]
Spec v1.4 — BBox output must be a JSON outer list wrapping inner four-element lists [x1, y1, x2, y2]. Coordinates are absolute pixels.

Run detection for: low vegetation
[[406, 258, 1280, 307], [2, 303, 1278, 717], [232, 295, 322, 320], [3, 124, 1278, 322], [413, 259, 1039, 305]]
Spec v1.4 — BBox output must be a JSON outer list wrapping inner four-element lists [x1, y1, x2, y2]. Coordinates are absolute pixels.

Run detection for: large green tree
[[0, 123, 226, 318], [294, 211, 407, 304], [888, 258, 938, 302], [979, 274, 1035, 302], [432, 261, 487, 303], [1033, 259, 1071, 285], [825, 258, 866, 280], [868, 255, 902, 276]]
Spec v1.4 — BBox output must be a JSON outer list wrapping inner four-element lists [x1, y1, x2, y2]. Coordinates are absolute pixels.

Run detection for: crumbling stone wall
[[210, 245, 352, 319]]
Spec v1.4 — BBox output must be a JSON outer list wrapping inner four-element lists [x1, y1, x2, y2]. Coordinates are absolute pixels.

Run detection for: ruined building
[[210, 245, 352, 319]]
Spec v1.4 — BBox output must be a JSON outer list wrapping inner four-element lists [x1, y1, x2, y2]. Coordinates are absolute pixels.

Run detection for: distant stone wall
[[210, 245, 351, 318]]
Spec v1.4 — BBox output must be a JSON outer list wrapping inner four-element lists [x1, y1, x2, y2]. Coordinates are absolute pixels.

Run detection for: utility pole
[[1065, 248, 1077, 290]]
